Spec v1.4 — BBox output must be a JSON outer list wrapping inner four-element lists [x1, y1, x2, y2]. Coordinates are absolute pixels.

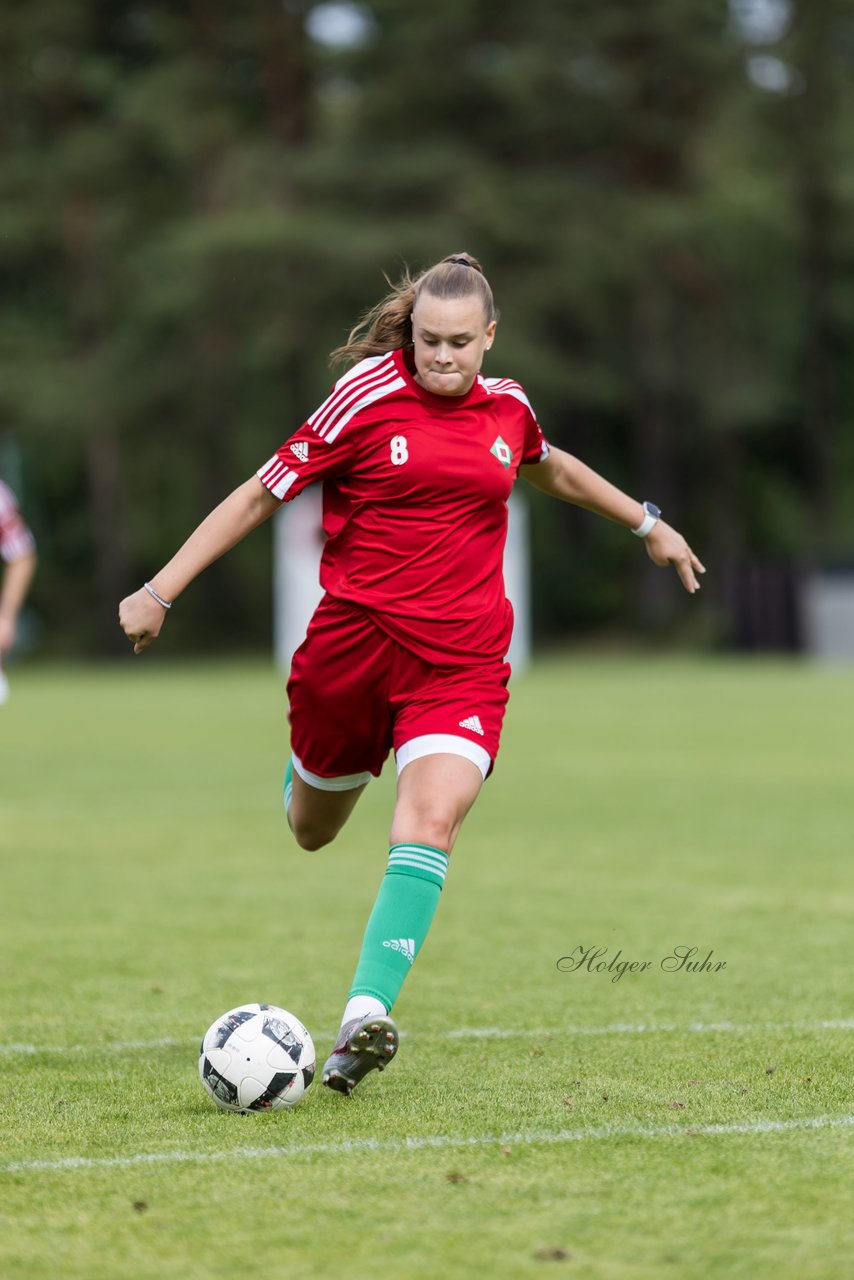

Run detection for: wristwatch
[[631, 501, 661, 538]]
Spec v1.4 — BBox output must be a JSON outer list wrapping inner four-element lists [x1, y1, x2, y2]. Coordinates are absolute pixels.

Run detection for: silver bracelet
[[143, 581, 172, 610]]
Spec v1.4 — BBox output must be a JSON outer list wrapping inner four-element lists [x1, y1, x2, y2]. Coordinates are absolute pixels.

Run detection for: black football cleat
[[322, 1014, 399, 1096]]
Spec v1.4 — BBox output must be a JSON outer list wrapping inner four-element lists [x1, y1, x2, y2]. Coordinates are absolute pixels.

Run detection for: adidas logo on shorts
[[459, 715, 484, 736], [290, 440, 309, 463], [382, 937, 415, 964]]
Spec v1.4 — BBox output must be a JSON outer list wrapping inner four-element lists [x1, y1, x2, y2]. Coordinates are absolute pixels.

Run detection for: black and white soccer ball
[[199, 1003, 316, 1112]]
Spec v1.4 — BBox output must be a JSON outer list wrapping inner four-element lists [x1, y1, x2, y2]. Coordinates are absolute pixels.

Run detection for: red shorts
[[287, 596, 511, 784]]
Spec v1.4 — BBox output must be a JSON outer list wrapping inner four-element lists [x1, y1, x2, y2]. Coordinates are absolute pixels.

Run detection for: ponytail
[[330, 252, 496, 367]]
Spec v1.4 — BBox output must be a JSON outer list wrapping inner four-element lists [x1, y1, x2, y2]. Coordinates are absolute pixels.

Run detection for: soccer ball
[[199, 1003, 315, 1112]]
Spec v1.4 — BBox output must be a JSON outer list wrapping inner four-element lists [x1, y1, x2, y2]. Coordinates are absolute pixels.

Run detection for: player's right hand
[[118, 587, 167, 654]]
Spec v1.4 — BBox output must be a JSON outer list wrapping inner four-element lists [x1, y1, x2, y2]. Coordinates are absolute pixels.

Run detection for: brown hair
[[330, 252, 496, 367]]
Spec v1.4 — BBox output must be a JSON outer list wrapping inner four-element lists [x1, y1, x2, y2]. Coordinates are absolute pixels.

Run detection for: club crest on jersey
[[490, 436, 513, 469], [290, 440, 309, 463]]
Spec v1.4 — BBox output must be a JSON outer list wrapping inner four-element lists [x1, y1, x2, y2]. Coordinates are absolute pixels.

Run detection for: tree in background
[[1, 0, 852, 653]]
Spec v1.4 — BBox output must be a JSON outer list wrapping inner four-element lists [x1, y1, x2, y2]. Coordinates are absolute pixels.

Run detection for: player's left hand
[[644, 521, 706, 594]]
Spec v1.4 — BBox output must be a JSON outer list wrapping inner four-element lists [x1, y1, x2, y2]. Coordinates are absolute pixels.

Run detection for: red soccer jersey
[[257, 347, 549, 666]]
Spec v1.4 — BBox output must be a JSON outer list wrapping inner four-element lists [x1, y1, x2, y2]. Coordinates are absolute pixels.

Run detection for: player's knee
[[423, 818, 454, 851], [392, 810, 454, 854], [289, 815, 336, 852]]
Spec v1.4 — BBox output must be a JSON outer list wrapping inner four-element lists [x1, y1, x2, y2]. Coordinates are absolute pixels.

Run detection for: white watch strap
[[632, 506, 659, 538]]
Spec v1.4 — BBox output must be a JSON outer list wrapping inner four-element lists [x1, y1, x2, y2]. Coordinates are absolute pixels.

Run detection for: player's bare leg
[[390, 751, 483, 854], [323, 751, 484, 1095], [286, 764, 369, 852]]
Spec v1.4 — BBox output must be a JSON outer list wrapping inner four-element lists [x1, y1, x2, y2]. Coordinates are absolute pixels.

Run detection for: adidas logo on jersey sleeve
[[290, 441, 309, 462], [459, 715, 485, 736]]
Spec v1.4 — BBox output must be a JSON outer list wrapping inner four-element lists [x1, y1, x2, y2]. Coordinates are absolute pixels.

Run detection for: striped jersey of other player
[[118, 252, 705, 1098], [0, 479, 37, 705]]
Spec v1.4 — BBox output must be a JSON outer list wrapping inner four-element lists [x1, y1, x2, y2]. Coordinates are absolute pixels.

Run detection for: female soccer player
[[119, 253, 704, 1095]]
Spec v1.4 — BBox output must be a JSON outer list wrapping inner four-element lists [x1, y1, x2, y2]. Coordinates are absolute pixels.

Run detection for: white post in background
[[274, 486, 532, 674], [273, 486, 325, 671], [503, 491, 531, 673], [802, 571, 854, 661]]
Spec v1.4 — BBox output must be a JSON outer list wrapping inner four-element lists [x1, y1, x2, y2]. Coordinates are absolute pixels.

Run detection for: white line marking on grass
[[447, 1019, 854, 1038], [3, 1114, 852, 1176], [0, 1037, 196, 1056], [0, 1019, 851, 1057]]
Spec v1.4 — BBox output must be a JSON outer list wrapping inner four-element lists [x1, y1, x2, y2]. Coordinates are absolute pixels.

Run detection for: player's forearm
[[0, 550, 37, 623], [149, 478, 279, 603], [522, 446, 705, 594], [530, 448, 644, 529], [562, 457, 644, 527]]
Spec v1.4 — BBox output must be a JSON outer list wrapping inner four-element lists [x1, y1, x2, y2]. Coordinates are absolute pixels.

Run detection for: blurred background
[[2, 0, 853, 660]]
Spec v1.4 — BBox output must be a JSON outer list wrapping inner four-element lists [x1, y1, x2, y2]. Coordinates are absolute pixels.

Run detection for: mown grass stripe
[[3, 1114, 852, 1176]]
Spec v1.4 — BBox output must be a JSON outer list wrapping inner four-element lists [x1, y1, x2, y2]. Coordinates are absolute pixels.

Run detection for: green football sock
[[347, 843, 450, 1012], [283, 757, 293, 829]]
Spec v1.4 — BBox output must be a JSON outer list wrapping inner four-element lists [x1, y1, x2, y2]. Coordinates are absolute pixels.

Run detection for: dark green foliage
[[2, 1, 854, 652]]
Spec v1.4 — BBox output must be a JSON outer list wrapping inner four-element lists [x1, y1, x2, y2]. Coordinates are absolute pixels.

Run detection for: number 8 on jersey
[[390, 435, 409, 466]]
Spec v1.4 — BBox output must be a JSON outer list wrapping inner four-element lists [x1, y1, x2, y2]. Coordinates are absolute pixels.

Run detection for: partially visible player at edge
[[0, 478, 37, 705], [118, 253, 705, 1096]]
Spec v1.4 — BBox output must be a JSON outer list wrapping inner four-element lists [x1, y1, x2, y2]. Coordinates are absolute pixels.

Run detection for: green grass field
[[1, 656, 852, 1279]]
